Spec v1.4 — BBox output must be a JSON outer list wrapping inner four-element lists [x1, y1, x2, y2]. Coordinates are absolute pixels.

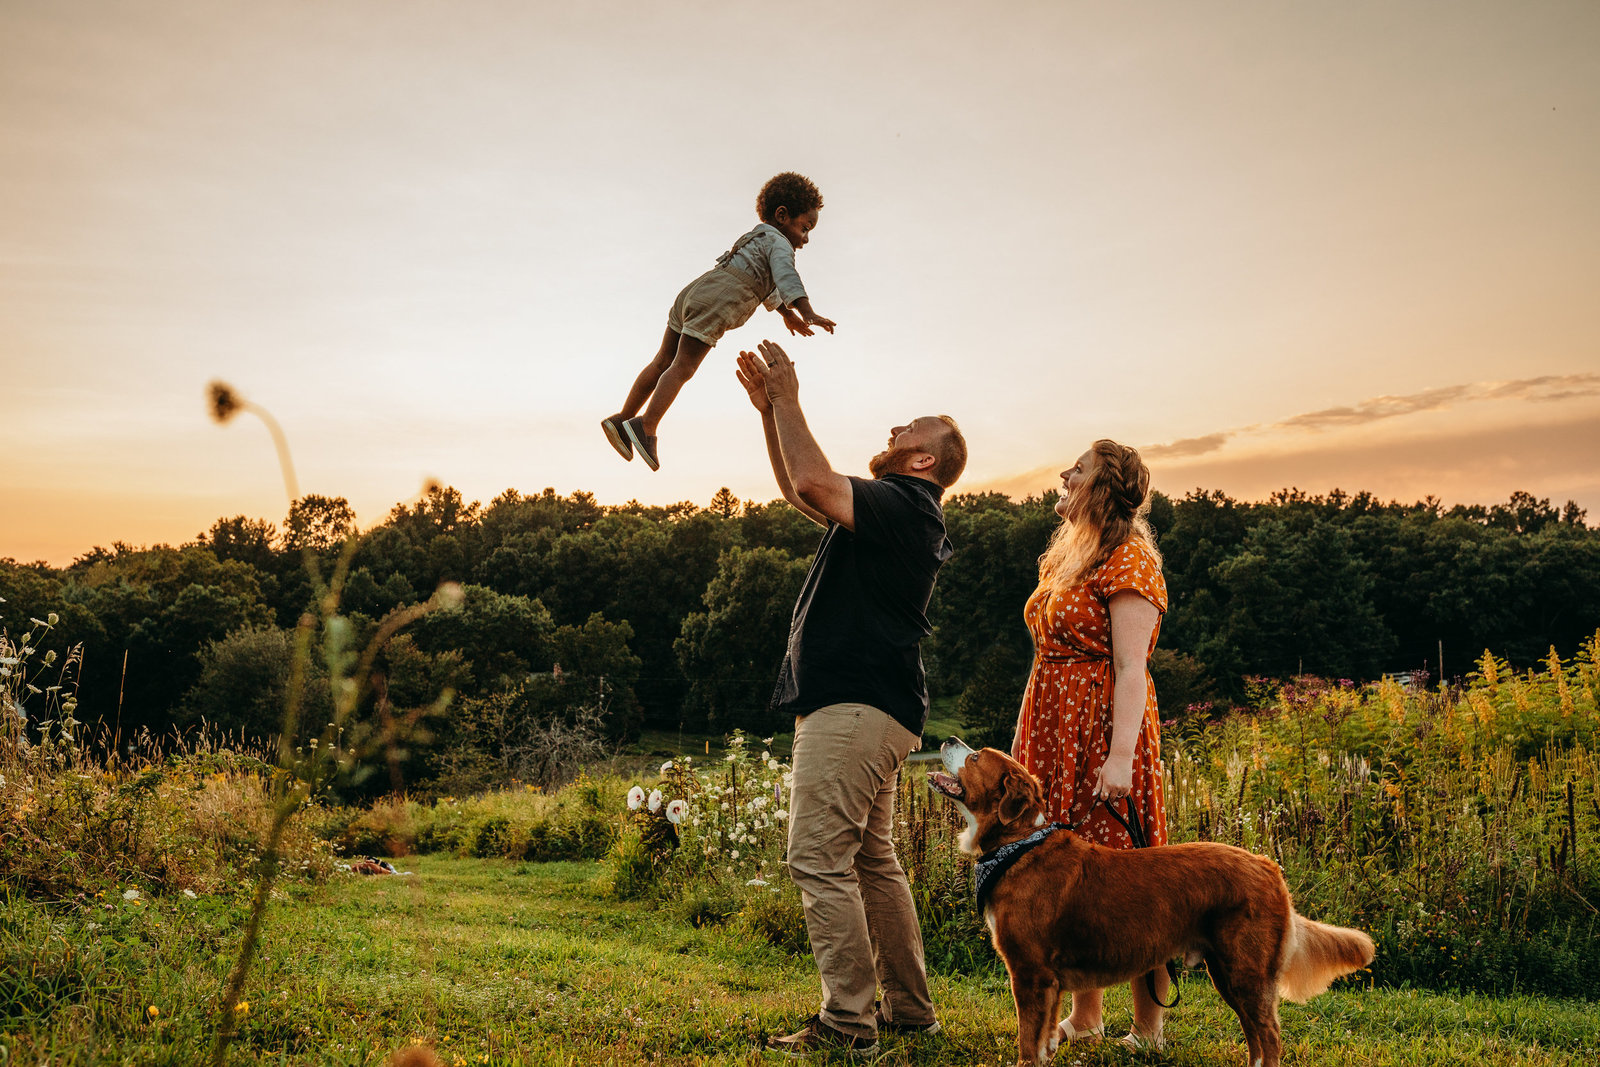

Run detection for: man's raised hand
[[735, 351, 773, 413], [755, 340, 801, 405]]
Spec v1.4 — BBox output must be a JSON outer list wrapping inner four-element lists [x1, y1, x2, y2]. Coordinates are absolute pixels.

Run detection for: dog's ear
[[998, 767, 1042, 825]]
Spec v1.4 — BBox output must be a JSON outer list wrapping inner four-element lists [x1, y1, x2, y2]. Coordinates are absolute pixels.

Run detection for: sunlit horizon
[[4, 1, 1598, 567]]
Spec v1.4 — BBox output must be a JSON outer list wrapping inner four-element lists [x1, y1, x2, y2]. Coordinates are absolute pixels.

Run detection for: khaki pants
[[786, 703, 934, 1038]]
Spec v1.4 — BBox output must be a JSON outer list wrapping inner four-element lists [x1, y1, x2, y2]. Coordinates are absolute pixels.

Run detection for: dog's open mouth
[[927, 770, 963, 800]]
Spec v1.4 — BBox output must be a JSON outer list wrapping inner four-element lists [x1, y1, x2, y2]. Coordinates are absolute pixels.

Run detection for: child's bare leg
[[618, 326, 682, 418], [636, 334, 712, 434]]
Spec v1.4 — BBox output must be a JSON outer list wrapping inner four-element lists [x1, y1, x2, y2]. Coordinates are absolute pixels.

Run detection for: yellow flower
[[147, 1005, 161, 1018], [236, 1000, 250, 1015]]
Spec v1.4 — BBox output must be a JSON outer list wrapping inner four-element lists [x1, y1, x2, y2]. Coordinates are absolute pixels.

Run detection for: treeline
[[2, 484, 1596, 787]]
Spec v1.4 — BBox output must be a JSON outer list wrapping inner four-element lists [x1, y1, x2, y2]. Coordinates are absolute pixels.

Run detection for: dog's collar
[[974, 822, 1065, 912]]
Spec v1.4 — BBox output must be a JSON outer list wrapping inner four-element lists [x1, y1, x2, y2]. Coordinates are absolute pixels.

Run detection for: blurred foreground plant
[[205, 381, 460, 1065]]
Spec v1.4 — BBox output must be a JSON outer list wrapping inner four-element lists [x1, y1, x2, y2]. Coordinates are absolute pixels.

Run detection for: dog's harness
[[974, 822, 1066, 913]]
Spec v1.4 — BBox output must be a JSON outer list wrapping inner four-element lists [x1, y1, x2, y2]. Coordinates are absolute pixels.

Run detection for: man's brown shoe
[[873, 1000, 941, 1036], [765, 1014, 879, 1058]]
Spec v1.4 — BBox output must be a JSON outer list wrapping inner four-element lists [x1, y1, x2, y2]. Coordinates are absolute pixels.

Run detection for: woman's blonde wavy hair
[[1038, 439, 1162, 593]]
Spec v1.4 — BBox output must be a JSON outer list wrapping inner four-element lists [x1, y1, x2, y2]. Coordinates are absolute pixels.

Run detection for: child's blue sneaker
[[622, 417, 659, 471], [602, 415, 633, 461]]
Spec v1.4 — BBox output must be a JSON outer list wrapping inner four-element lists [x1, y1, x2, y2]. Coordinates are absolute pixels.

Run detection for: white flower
[[182, 889, 198, 899], [730, 850, 740, 860], [626, 785, 646, 810], [746, 877, 768, 887], [47, 612, 59, 625], [122, 889, 141, 901], [659, 760, 675, 775], [665, 799, 687, 824], [647, 789, 663, 813], [767, 759, 781, 771], [724, 753, 737, 762], [775, 809, 789, 821]]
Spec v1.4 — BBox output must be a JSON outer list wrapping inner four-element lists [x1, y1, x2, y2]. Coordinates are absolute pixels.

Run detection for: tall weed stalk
[[204, 383, 458, 1064]]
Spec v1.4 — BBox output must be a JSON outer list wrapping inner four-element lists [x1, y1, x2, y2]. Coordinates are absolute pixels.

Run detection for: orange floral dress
[[1014, 538, 1168, 849]]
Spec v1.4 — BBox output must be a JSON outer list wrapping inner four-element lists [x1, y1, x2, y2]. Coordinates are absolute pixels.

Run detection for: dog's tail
[[1277, 912, 1375, 1002]]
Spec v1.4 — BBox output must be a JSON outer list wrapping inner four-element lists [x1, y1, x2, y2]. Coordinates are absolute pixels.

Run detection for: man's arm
[[735, 351, 828, 526], [747, 340, 855, 530]]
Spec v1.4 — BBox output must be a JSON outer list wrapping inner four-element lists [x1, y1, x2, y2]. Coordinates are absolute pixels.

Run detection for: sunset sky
[[3, 1, 1598, 566]]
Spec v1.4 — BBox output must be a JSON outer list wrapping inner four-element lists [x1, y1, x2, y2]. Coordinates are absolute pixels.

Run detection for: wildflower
[[665, 799, 687, 824], [123, 888, 142, 901], [775, 809, 789, 821], [207, 381, 242, 422], [626, 785, 646, 810], [236, 1000, 250, 1016], [147, 1005, 160, 1018], [659, 759, 675, 775], [183, 889, 198, 899], [746, 877, 768, 887], [647, 789, 663, 813], [730, 850, 739, 860]]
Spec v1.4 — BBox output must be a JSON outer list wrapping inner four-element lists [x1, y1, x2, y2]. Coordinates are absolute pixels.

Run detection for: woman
[[1010, 438, 1170, 1049]]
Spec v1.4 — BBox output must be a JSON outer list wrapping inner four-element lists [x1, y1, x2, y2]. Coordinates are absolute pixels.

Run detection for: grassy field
[[5, 856, 1597, 1066]]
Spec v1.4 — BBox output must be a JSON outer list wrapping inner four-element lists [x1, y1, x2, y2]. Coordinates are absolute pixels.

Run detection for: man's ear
[[999, 768, 1041, 825], [908, 451, 936, 473]]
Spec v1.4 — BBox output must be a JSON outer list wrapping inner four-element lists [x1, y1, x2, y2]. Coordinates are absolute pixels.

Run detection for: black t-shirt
[[770, 473, 953, 738]]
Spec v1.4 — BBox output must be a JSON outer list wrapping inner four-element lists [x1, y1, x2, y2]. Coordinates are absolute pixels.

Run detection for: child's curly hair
[[756, 172, 824, 224]]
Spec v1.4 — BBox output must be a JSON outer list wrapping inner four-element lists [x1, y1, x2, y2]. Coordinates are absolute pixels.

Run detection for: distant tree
[[925, 493, 1056, 696], [955, 641, 1030, 749], [708, 487, 741, 519], [177, 625, 329, 740], [283, 495, 356, 552], [738, 500, 824, 558], [410, 584, 554, 691], [1487, 490, 1561, 535], [195, 515, 277, 571], [676, 547, 809, 733], [1198, 518, 1392, 684]]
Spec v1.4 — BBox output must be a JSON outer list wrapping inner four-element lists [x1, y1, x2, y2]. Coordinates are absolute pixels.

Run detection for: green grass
[[4, 857, 1597, 1066]]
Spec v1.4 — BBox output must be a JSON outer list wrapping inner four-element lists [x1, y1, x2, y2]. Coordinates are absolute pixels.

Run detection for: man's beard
[[869, 445, 921, 479]]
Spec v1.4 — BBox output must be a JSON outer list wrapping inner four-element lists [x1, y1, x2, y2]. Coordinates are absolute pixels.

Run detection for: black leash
[[1069, 795, 1182, 1010]]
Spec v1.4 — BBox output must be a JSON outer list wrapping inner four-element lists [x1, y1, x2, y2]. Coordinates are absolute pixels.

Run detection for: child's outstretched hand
[[735, 351, 772, 413], [802, 311, 836, 334], [779, 307, 814, 337]]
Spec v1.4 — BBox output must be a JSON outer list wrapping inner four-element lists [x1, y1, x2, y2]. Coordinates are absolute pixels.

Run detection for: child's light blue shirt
[[716, 223, 808, 312]]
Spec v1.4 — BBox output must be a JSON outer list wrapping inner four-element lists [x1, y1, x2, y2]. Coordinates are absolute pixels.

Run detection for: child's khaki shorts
[[668, 267, 764, 345]]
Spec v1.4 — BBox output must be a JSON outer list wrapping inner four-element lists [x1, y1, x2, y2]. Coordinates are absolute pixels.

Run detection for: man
[[734, 339, 967, 1057]]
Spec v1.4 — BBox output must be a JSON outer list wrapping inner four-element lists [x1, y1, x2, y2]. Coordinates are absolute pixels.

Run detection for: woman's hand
[[1093, 753, 1135, 801]]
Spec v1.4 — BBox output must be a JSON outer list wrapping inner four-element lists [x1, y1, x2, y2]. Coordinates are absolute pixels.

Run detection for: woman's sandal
[[1119, 1029, 1166, 1051], [1056, 1019, 1105, 1043]]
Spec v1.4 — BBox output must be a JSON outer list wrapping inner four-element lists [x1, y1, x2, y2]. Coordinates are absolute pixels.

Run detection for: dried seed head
[[208, 382, 242, 423]]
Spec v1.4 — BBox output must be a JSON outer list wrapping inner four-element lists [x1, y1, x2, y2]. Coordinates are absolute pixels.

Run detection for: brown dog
[[929, 739, 1373, 1067]]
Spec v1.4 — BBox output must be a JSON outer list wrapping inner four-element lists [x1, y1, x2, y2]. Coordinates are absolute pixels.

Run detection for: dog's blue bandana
[[974, 823, 1065, 912]]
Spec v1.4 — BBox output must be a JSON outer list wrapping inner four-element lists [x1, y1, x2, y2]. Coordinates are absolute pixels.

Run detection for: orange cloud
[[974, 413, 1600, 518]]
